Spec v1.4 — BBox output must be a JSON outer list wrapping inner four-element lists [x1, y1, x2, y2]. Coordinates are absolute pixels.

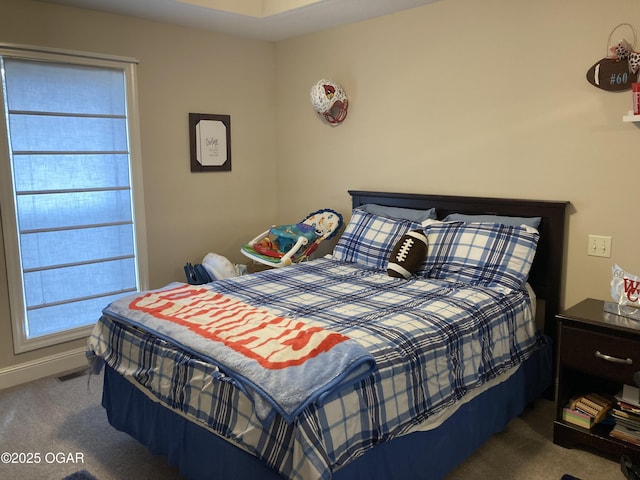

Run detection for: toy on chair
[[241, 209, 343, 268]]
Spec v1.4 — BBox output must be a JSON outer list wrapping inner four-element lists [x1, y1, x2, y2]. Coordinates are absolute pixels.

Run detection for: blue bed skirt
[[102, 337, 552, 480]]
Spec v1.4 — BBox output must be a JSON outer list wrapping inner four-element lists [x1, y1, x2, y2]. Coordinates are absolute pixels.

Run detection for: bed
[[87, 190, 569, 480]]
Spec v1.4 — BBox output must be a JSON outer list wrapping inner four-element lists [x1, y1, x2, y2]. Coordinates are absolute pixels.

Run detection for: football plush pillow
[[387, 229, 428, 279]]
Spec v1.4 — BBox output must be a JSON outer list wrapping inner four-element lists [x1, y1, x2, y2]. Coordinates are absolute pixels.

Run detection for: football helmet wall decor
[[310, 79, 349, 125]]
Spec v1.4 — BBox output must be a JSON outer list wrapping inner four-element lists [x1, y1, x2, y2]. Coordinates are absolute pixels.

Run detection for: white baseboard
[[0, 347, 88, 390]]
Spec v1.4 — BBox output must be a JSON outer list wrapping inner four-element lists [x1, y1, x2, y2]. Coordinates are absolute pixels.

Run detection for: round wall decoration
[[310, 79, 349, 125]]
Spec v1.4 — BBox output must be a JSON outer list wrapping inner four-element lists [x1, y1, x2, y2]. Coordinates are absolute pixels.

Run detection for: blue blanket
[[103, 282, 376, 423]]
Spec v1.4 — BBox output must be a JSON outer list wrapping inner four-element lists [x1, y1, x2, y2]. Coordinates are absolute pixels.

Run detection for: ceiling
[[41, 0, 439, 42]]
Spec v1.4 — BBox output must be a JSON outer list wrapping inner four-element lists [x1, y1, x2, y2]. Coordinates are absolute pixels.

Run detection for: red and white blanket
[[103, 282, 376, 423]]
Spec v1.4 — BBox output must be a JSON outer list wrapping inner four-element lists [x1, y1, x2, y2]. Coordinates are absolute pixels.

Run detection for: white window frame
[[0, 43, 148, 353]]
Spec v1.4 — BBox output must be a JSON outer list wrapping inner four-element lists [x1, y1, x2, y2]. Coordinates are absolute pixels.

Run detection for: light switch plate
[[587, 235, 612, 257]]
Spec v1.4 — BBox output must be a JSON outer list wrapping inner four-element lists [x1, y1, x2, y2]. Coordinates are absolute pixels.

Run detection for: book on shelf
[[609, 384, 640, 445], [612, 410, 640, 431], [618, 400, 640, 415], [610, 423, 640, 446]]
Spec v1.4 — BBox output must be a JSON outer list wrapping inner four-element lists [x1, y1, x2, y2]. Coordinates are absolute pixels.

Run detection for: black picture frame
[[189, 113, 231, 172]]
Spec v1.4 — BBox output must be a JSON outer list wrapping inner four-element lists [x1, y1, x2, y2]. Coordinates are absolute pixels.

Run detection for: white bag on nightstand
[[605, 264, 640, 320]]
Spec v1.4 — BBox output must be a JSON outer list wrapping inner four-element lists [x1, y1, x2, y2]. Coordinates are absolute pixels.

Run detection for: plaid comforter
[[88, 257, 543, 480]]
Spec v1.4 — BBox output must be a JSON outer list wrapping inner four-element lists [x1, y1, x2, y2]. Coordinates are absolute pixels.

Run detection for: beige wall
[[274, 0, 640, 310], [0, 0, 278, 369], [1, 0, 639, 373]]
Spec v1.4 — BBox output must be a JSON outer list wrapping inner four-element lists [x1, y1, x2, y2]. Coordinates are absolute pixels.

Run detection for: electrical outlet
[[587, 235, 612, 258]]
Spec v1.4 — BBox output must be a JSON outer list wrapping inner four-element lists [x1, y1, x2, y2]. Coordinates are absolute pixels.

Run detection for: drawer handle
[[595, 351, 633, 365]]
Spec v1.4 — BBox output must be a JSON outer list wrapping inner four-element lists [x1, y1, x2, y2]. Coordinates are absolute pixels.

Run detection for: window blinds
[[3, 59, 138, 338]]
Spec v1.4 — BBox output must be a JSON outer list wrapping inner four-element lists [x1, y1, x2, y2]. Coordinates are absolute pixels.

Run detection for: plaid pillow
[[418, 221, 540, 290], [333, 209, 422, 270]]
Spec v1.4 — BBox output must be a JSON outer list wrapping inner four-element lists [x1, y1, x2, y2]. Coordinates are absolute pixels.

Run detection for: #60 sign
[[586, 57, 635, 91]]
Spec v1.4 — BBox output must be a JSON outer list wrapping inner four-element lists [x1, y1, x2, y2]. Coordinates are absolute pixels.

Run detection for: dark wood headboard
[[348, 190, 570, 347]]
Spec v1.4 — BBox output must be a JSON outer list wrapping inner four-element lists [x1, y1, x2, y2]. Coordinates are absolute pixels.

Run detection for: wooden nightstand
[[553, 298, 640, 462]]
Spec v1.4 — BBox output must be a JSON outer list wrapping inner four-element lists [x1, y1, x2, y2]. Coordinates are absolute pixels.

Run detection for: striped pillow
[[418, 221, 540, 290], [333, 209, 422, 270]]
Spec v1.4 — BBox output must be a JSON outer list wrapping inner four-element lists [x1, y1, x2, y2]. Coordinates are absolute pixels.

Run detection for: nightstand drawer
[[560, 325, 640, 384]]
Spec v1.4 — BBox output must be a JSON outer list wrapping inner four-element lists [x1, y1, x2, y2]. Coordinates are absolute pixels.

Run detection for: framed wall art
[[189, 113, 231, 172]]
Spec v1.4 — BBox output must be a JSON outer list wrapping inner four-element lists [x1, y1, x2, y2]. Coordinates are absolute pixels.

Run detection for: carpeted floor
[[0, 369, 623, 480]]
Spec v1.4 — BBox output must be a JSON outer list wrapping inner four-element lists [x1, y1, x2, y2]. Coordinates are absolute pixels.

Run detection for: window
[[0, 45, 148, 353]]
